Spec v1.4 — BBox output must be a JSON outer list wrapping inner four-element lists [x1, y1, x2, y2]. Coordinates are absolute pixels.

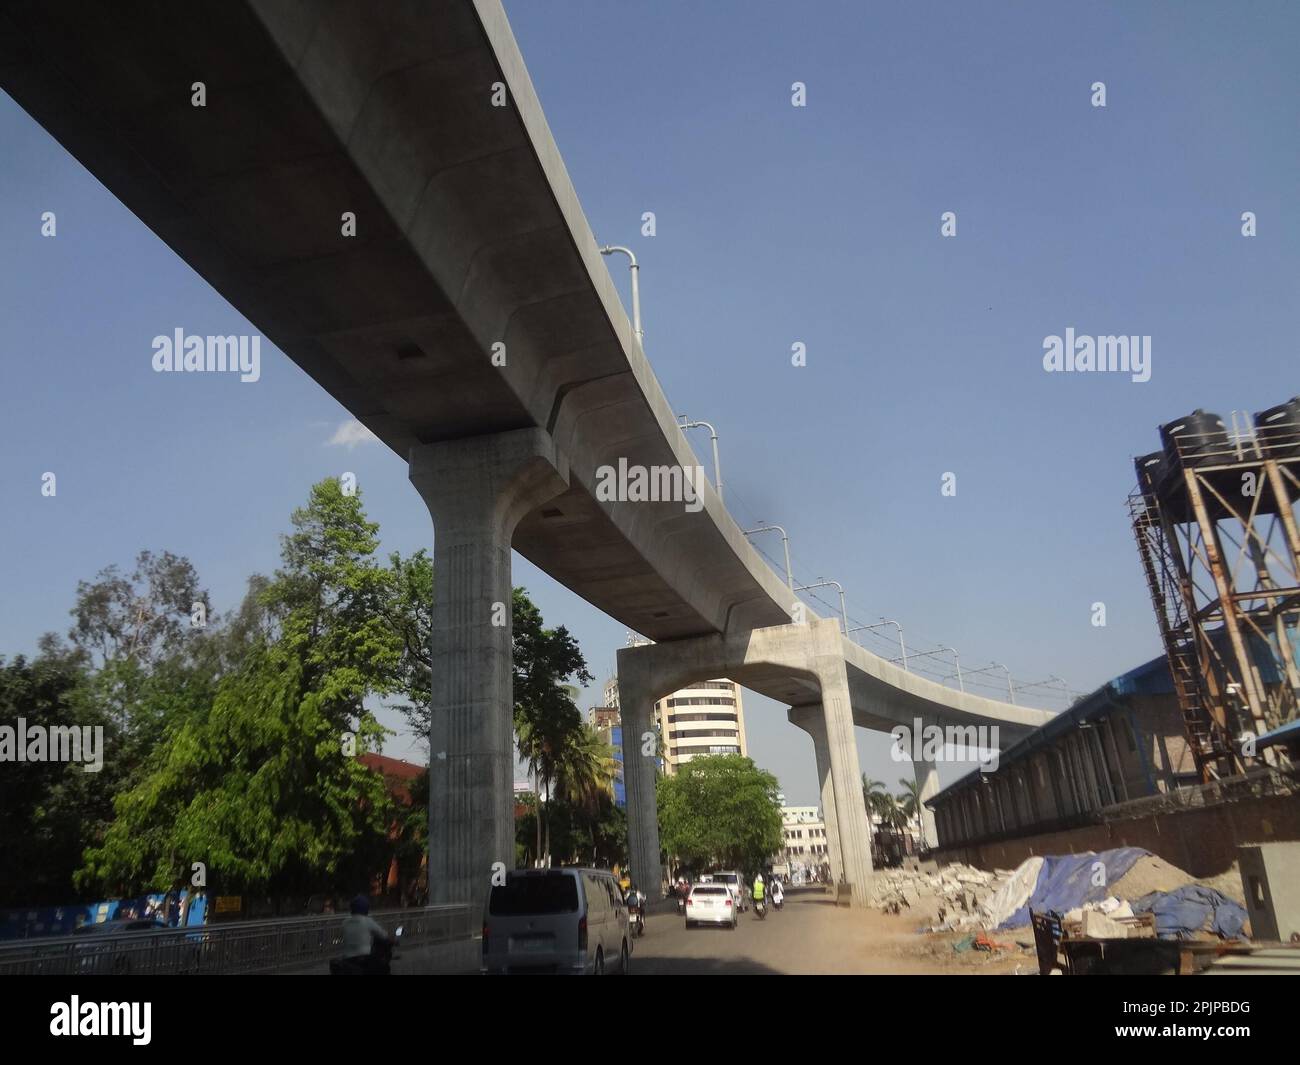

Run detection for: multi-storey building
[[776, 805, 831, 875], [603, 637, 749, 777]]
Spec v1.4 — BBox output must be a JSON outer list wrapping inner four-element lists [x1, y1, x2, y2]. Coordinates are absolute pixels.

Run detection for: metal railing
[[0, 904, 474, 976]]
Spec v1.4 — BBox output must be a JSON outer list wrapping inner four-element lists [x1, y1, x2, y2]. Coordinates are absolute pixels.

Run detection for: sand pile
[[1109, 853, 1191, 900], [1110, 854, 1246, 905]]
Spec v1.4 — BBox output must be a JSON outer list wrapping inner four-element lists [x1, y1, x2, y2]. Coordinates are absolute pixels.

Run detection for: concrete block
[[1239, 841, 1300, 943]]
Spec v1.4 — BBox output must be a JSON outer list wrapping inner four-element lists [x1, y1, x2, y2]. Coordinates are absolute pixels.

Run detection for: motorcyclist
[[770, 876, 784, 908], [624, 882, 645, 931], [340, 895, 394, 974], [751, 872, 765, 907]]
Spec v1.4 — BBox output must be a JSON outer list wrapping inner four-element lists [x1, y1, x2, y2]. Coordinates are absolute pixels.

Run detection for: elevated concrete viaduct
[[2, 0, 1054, 908]]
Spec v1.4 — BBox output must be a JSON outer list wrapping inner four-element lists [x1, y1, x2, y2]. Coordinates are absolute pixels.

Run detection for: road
[[627, 888, 1002, 975], [312, 887, 1028, 975]]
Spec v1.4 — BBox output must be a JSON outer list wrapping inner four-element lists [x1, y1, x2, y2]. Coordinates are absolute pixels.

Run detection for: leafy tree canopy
[[657, 755, 783, 874]]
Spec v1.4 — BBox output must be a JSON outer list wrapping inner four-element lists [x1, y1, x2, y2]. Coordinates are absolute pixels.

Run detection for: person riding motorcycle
[[770, 877, 784, 908], [751, 873, 765, 904], [624, 883, 646, 934], [338, 895, 395, 974]]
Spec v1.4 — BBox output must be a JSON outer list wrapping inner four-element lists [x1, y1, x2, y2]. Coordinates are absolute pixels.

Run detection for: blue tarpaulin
[[998, 847, 1150, 929], [1132, 885, 1248, 940]]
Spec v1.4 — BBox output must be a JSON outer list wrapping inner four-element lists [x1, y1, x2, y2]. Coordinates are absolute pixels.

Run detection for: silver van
[[481, 867, 631, 975]]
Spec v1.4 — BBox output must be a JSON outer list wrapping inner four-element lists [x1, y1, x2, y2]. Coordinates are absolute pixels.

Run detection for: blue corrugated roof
[[928, 654, 1171, 803], [1256, 718, 1300, 749]]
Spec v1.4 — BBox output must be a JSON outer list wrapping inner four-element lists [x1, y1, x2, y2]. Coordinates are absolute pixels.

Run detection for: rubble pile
[[867, 864, 1013, 930]]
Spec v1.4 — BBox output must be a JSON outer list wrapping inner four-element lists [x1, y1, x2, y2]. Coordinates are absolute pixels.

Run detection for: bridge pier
[[617, 619, 874, 905], [914, 750, 941, 849], [612, 647, 664, 898], [787, 704, 843, 883], [409, 428, 569, 908]]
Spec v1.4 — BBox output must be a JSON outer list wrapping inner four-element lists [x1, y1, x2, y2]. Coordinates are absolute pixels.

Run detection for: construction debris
[[874, 848, 1253, 941], [867, 863, 1012, 931]]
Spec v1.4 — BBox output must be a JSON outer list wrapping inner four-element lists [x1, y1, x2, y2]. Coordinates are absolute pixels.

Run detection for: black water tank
[[1253, 396, 1300, 458], [1160, 409, 1228, 467], [1133, 451, 1168, 495]]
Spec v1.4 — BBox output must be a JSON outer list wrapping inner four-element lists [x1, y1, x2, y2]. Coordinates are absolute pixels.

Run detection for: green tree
[[896, 777, 921, 828], [69, 549, 211, 671], [862, 775, 892, 820], [554, 723, 619, 861], [0, 647, 110, 907], [78, 480, 401, 897], [657, 755, 783, 873]]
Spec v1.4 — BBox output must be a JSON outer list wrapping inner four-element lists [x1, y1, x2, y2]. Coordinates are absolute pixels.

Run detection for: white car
[[712, 871, 746, 911], [685, 884, 737, 930]]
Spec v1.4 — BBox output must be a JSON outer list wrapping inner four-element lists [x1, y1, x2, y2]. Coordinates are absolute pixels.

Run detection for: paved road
[[301, 888, 1017, 975], [628, 889, 944, 975]]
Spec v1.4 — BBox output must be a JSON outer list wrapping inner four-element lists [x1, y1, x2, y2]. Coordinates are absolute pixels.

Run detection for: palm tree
[[861, 775, 892, 822], [565, 724, 621, 863], [897, 777, 920, 832], [556, 724, 618, 855], [515, 717, 555, 865], [874, 791, 907, 831]]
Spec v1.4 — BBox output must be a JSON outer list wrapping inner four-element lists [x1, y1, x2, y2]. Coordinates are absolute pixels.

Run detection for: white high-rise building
[[603, 635, 748, 776], [653, 680, 747, 775]]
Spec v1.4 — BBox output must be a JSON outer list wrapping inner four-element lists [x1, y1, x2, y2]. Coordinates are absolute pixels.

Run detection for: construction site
[[905, 397, 1300, 975]]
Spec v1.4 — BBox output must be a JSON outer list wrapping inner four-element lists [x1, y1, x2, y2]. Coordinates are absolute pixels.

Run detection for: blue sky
[[1, 0, 1296, 804]]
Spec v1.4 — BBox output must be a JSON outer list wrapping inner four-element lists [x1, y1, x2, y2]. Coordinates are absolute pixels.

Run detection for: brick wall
[[933, 793, 1300, 877]]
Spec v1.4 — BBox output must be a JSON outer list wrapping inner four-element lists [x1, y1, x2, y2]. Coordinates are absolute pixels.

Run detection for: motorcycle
[[626, 896, 646, 938], [329, 925, 402, 975], [773, 893, 783, 911], [753, 898, 767, 920]]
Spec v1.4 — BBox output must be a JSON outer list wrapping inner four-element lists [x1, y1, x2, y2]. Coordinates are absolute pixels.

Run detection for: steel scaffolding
[[1129, 400, 1300, 782]]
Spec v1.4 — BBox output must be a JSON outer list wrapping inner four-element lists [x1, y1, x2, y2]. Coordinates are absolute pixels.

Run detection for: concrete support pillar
[[409, 428, 568, 908], [787, 704, 843, 883], [614, 648, 663, 897], [810, 624, 874, 898], [914, 751, 940, 849]]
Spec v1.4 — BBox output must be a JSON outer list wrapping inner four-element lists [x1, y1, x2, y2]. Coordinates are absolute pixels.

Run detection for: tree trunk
[[534, 776, 542, 868]]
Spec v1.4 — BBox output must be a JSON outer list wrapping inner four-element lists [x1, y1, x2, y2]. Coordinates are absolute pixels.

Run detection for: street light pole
[[678, 416, 722, 503], [743, 522, 793, 591], [599, 244, 642, 344], [794, 579, 849, 635]]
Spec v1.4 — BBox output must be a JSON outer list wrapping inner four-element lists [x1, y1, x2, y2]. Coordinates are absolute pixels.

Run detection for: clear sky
[[1, 0, 1296, 805]]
